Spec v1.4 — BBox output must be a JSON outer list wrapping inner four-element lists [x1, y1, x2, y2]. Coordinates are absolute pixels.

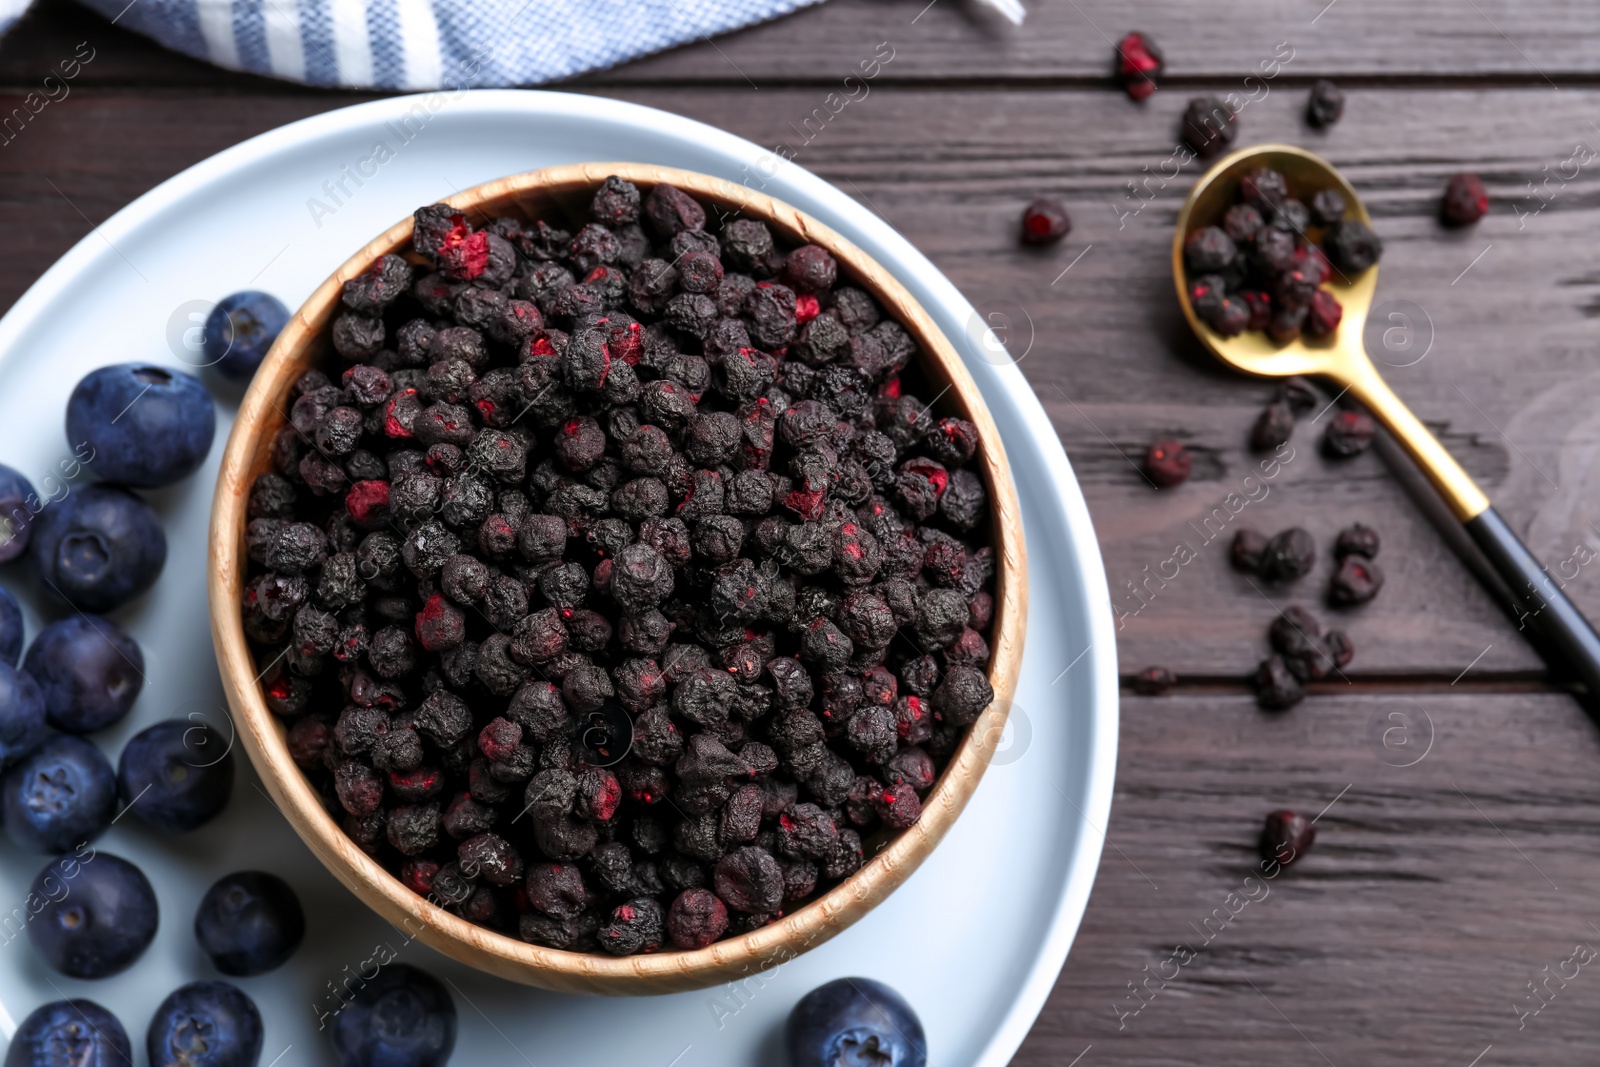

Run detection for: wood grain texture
[[209, 164, 1026, 993], [1020, 688, 1600, 1066], [3, 0, 1600, 1054]]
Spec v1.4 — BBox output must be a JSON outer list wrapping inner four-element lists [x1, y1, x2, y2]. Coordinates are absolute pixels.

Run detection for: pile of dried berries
[[1237, 522, 1382, 709], [1183, 165, 1383, 344], [241, 178, 998, 955]]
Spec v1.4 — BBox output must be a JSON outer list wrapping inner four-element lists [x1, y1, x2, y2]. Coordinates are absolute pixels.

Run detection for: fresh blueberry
[[4, 998, 133, 1067], [330, 964, 457, 1067], [0, 462, 36, 564], [146, 981, 263, 1067], [194, 870, 306, 977], [0, 584, 22, 666], [205, 291, 290, 383], [2, 736, 117, 853], [28, 851, 158, 979], [0, 660, 46, 766], [27, 485, 166, 612], [22, 616, 144, 734], [67, 363, 216, 488], [786, 977, 927, 1067], [117, 718, 234, 834]]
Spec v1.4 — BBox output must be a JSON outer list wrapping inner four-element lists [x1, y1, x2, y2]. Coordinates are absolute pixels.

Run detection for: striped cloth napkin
[[65, 0, 825, 89]]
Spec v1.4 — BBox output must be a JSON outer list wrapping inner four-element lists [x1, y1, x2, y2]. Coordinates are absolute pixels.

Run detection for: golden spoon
[[1173, 143, 1600, 698]]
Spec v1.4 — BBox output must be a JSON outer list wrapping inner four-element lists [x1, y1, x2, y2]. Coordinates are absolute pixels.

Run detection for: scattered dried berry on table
[[1440, 173, 1488, 227], [1279, 377, 1320, 417], [1322, 410, 1376, 458], [1306, 80, 1345, 128], [240, 178, 998, 955], [1114, 31, 1163, 101], [1020, 198, 1071, 246], [1268, 603, 1351, 681], [1329, 554, 1384, 606], [1144, 438, 1191, 489], [1260, 809, 1315, 866], [1131, 666, 1175, 696], [1249, 400, 1295, 452], [1230, 528, 1267, 573], [1253, 654, 1304, 710], [1334, 523, 1380, 559], [1258, 527, 1315, 584], [1180, 96, 1238, 160]]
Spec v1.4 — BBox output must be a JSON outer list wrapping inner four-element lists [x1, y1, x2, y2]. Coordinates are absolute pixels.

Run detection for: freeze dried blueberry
[[1305, 290, 1343, 337], [1254, 655, 1305, 711], [1329, 555, 1384, 606], [1261, 809, 1315, 866], [1020, 198, 1071, 246], [643, 184, 706, 239], [1132, 666, 1175, 696], [668, 887, 729, 950], [1250, 401, 1295, 452], [1181, 96, 1237, 159], [713, 847, 784, 913], [1267, 307, 1305, 343], [1184, 227, 1237, 274], [1310, 188, 1347, 227], [1307, 79, 1344, 128], [1324, 219, 1383, 272], [1144, 438, 1191, 489], [1114, 31, 1162, 101], [1335, 523, 1380, 559], [1442, 173, 1489, 226], [1323, 410, 1376, 457], [1222, 203, 1264, 243], [1260, 528, 1315, 584], [931, 665, 993, 727], [598, 897, 664, 956]]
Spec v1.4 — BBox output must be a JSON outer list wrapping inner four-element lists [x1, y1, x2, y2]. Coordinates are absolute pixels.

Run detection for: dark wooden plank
[[6, 0, 1600, 90], [4, 85, 1599, 678], [589, 0, 1600, 84], [1017, 688, 1600, 1066]]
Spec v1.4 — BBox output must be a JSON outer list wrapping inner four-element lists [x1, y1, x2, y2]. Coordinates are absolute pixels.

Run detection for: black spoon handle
[[1464, 506, 1600, 698]]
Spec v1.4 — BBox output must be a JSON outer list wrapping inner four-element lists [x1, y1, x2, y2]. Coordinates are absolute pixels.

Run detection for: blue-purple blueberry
[[786, 978, 927, 1067], [0, 462, 36, 564], [330, 964, 456, 1067], [27, 485, 166, 612], [0, 660, 47, 766], [28, 851, 158, 979], [2, 735, 116, 853], [0, 584, 21, 666], [205, 291, 290, 382], [3, 999, 132, 1067], [146, 981, 262, 1067], [194, 870, 305, 977], [116, 718, 234, 834], [22, 616, 143, 734], [66, 364, 215, 488]]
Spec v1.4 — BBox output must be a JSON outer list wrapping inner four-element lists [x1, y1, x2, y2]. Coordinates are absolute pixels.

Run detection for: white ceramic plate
[[0, 92, 1116, 1067]]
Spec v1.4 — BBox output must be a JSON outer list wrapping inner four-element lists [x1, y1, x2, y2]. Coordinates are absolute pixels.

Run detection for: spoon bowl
[[1173, 144, 1379, 381], [1173, 143, 1600, 711]]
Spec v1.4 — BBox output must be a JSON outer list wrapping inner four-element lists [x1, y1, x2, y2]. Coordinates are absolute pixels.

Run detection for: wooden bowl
[[208, 163, 1027, 994]]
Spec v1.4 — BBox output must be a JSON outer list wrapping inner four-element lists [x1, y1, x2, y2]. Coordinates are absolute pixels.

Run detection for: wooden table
[[6, 2, 1600, 1061]]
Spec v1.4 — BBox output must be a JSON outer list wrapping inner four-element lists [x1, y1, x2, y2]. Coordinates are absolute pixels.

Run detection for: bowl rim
[[208, 161, 1028, 994]]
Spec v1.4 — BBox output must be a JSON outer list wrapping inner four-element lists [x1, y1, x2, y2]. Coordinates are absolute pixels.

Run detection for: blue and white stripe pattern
[[71, 0, 824, 89]]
